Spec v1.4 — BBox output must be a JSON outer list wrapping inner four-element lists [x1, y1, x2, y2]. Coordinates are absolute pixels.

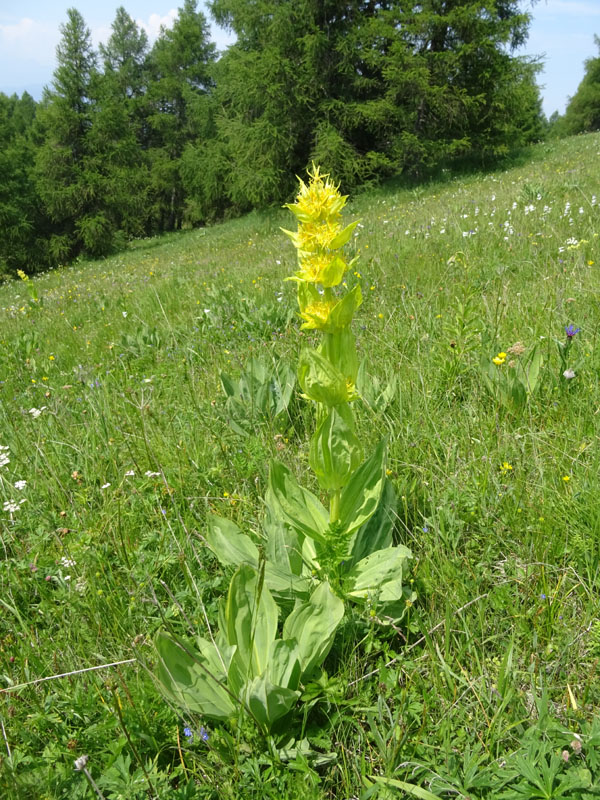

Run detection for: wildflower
[[500, 462, 513, 474], [61, 556, 76, 568], [562, 475, 570, 482], [14, 480, 26, 490], [200, 726, 209, 741], [507, 342, 525, 356], [3, 499, 25, 514], [563, 369, 576, 379], [101, 483, 111, 490], [285, 164, 347, 223], [145, 470, 160, 477], [29, 406, 47, 418], [565, 325, 581, 339], [124, 470, 135, 477], [73, 755, 89, 772], [492, 355, 505, 366], [183, 726, 193, 741]]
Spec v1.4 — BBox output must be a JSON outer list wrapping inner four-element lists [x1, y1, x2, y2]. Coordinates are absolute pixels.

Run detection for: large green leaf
[[282, 581, 344, 678], [268, 460, 329, 543], [338, 438, 386, 537], [343, 545, 412, 600], [348, 477, 396, 566], [309, 405, 363, 491], [154, 632, 235, 720], [370, 776, 441, 800], [245, 674, 300, 730], [225, 564, 278, 679], [298, 348, 350, 406], [329, 219, 359, 249], [329, 284, 362, 329], [268, 639, 302, 691], [263, 501, 304, 576], [318, 328, 358, 387], [264, 561, 311, 603], [205, 514, 259, 568]]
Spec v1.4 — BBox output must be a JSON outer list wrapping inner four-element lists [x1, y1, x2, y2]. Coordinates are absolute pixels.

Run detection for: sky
[[0, 1, 599, 118]]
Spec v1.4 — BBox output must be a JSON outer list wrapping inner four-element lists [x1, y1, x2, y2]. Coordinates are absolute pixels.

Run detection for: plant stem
[[330, 489, 341, 524]]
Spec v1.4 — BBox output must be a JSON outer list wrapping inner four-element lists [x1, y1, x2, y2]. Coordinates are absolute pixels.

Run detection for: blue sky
[[1, 1, 599, 117]]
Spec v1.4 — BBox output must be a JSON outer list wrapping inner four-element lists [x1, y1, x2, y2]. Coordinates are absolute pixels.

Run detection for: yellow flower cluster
[[282, 164, 358, 291], [492, 351, 507, 366]]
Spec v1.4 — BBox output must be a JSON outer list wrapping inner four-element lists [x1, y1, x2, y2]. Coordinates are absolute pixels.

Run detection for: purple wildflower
[[200, 726, 209, 742], [183, 727, 193, 741], [565, 325, 581, 339]]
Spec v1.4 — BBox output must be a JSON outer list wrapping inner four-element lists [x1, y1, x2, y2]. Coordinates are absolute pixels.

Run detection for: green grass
[[1, 133, 600, 799]]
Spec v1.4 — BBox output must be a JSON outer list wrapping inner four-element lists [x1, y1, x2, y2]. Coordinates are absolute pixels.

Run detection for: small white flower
[[563, 369, 576, 379], [145, 470, 160, 477], [61, 556, 76, 568], [3, 499, 25, 514], [122, 311, 128, 318], [14, 480, 27, 490], [101, 482, 111, 489], [75, 576, 87, 594], [29, 406, 47, 418], [124, 470, 135, 477], [204, 308, 210, 314]]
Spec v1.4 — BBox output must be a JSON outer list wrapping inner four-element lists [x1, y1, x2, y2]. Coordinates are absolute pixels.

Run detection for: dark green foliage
[[559, 34, 600, 136], [145, 0, 216, 231], [2, 0, 546, 272], [208, 0, 544, 204], [0, 92, 51, 275], [34, 8, 108, 260]]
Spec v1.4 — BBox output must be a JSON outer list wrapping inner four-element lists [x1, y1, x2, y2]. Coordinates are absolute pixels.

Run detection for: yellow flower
[[500, 461, 513, 473], [286, 164, 347, 224], [290, 251, 347, 287], [492, 356, 505, 366], [294, 219, 343, 252], [299, 299, 337, 330], [562, 475, 570, 482], [497, 352, 507, 359]]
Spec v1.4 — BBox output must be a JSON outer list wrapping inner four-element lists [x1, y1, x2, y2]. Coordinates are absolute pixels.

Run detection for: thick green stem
[[329, 489, 341, 525]]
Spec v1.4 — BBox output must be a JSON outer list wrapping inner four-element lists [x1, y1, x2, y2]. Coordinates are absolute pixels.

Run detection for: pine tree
[[0, 93, 50, 274], [208, 0, 543, 205], [92, 7, 151, 238], [34, 8, 110, 260], [145, 0, 216, 231], [560, 35, 600, 135]]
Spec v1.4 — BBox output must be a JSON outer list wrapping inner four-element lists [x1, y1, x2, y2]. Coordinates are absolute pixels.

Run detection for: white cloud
[[136, 10, 178, 42], [0, 17, 57, 66]]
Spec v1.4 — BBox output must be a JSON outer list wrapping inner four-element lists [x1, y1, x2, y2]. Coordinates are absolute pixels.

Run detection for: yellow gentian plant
[[153, 166, 414, 733]]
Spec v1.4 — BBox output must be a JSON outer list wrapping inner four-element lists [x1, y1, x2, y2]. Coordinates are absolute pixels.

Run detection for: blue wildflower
[[183, 726, 193, 741], [565, 325, 581, 339], [200, 726, 209, 742]]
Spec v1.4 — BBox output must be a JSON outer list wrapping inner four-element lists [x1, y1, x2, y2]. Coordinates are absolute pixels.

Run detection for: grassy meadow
[[1, 133, 600, 799]]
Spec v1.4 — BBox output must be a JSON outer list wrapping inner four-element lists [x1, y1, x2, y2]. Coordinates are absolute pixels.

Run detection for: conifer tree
[[560, 35, 600, 135], [145, 0, 216, 231], [208, 0, 543, 204], [34, 8, 109, 260], [92, 7, 151, 238], [0, 93, 50, 274]]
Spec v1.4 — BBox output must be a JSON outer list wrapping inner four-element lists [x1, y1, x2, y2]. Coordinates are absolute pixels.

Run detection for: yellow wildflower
[[286, 164, 347, 224], [299, 300, 337, 330]]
